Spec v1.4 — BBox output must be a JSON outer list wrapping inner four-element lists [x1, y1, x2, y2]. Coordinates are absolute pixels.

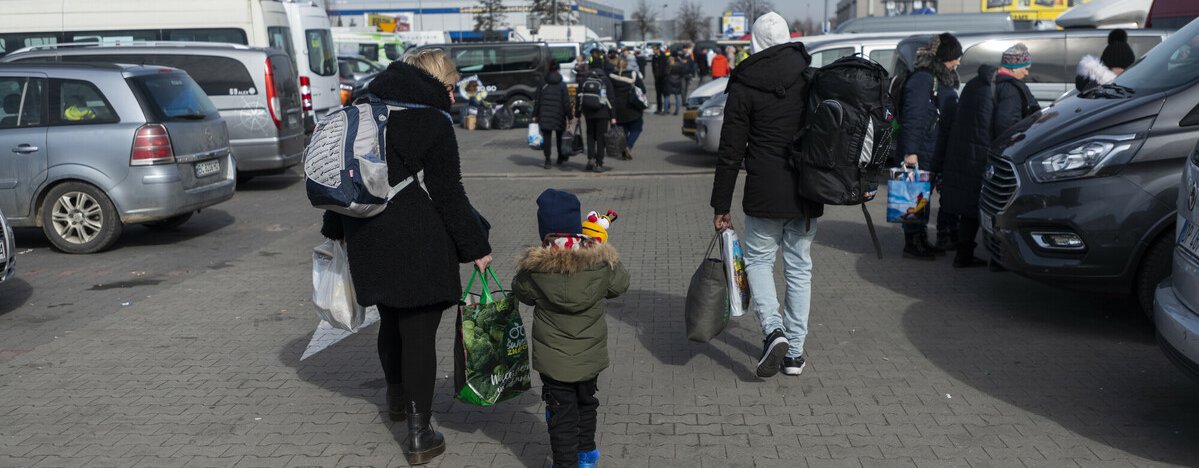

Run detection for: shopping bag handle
[[705, 232, 720, 259], [461, 266, 506, 305]]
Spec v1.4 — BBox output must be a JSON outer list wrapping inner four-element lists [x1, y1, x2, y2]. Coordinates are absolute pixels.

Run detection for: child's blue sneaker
[[578, 448, 600, 468]]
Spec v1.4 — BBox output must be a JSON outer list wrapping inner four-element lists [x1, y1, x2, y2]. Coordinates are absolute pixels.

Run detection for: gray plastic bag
[[686, 234, 730, 342]]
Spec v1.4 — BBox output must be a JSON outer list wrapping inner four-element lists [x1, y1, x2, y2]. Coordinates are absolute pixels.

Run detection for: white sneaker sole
[[781, 361, 806, 376], [755, 337, 789, 378]]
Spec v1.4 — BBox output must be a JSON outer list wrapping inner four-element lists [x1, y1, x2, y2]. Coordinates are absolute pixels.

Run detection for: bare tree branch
[[725, 0, 777, 21], [631, 0, 660, 39], [677, 0, 711, 42]]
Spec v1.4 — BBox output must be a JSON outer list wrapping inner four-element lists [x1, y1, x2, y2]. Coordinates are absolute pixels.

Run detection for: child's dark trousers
[[541, 373, 599, 468]]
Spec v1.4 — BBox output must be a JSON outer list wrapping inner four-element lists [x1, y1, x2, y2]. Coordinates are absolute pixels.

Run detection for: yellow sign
[[981, 0, 1092, 21]]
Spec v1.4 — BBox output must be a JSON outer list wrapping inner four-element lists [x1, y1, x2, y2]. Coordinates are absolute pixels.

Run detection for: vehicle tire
[[40, 182, 123, 254], [1136, 233, 1174, 319], [144, 212, 193, 231], [505, 94, 534, 127]]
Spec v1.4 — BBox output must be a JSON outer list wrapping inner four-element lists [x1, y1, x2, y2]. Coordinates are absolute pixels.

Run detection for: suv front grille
[[980, 153, 1018, 216]]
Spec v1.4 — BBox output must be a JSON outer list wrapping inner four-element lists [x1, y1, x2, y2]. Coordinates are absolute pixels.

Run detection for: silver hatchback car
[[0, 62, 235, 254], [3, 42, 306, 182]]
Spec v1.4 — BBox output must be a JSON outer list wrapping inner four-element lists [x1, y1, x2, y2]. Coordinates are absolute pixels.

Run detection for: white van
[[0, 0, 292, 57], [282, 0, 340, 130]]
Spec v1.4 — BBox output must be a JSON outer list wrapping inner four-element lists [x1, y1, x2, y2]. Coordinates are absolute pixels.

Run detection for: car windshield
[[1110, 18, 1199, 95], [129, 72, 218, 121]]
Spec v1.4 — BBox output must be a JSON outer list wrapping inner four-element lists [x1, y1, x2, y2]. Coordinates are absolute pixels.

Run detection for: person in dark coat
[[533, 71, 572, 168], [941, 43, 1040, 268], [1076, 29, 1136, 92], [664, 55, 687, 115], [608, 57, 646, 160], [320, 50, 492, 465], [711, 12, 822, 379], [897, 32, 962, 260], [696, 47, 710, 83], [575, 68, 617, 172], [651, 45, 669, 114]]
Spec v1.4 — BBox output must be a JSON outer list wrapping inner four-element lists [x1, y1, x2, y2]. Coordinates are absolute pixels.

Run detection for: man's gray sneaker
[[781, 355, 806, 376], [756, 329, 789, 378]]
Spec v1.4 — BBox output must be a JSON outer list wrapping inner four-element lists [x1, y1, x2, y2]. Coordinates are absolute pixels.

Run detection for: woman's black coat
[[321, 62, 492, 310], [665, 60, 688, 95], [609, 71, 646, 124], [534, 71, 570, 132], [941, 65, 1040, 218]]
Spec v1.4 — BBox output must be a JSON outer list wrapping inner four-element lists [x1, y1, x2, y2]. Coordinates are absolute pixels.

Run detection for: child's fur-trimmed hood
[[517, 242, 621, 275]]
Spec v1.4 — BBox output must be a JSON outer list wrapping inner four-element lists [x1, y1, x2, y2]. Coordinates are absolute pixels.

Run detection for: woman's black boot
[[402, 402, 445, 465], [385, 384, 406, 422]]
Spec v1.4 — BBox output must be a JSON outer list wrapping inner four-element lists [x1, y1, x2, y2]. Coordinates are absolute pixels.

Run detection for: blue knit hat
[[536, 189, 582, 241]]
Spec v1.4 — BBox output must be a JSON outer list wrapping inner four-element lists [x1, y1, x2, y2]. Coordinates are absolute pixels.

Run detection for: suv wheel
[[144, 212, 193, 231], [40, 182, 123, 254], [1136, 234, 1174, 319]]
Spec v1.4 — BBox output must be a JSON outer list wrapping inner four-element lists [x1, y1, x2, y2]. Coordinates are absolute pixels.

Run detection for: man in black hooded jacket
[[710, 12, 822, 379]]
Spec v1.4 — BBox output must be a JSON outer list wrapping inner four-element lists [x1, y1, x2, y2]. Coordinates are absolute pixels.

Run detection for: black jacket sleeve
[[899, 71, 935, 160], [605, 77, 617, 117], [417, 112, 492, 263], [711, 85, 751, 214], [560, 86, 570, 121], [321, 210, 344, 240], [533, 86, 543, 119], [930, 94, 958, 173]]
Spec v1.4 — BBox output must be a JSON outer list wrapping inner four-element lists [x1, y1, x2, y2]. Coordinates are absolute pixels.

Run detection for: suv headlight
[[1027, 136, 1136, 183], [700, 106, 723, 117]]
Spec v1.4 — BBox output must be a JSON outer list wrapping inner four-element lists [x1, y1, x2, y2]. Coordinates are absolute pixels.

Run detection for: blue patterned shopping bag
[[886, 167, 932, 224]]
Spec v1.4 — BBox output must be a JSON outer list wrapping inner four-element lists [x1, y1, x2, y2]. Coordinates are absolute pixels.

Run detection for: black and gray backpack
[[793, 55, 894, 257]]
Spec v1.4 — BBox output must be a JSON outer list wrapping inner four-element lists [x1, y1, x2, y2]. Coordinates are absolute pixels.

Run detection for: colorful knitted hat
[[1001, 43, 1032, 69]]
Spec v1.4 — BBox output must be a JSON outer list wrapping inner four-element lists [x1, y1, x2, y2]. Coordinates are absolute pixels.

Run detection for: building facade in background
[[327, 0, 624, 41]]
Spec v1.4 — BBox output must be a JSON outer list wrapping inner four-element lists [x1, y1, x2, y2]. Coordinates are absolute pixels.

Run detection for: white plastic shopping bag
[[720, 229, 751, 317], [527, 122, 543, 149], [312, 239, 367, 332]]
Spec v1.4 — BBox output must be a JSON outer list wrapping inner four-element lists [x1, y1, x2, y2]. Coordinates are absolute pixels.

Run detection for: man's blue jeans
[[742, 215, 817, 358]]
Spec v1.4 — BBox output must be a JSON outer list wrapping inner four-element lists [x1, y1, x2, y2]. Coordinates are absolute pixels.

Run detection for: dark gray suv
[[982, 19, 1199, 313]]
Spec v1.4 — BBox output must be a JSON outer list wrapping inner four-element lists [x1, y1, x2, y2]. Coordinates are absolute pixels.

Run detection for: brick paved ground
[[0, 113, 1197, 468]]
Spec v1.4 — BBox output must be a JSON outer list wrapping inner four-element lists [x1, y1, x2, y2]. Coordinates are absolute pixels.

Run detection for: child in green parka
[[512, 189, 630, 468]]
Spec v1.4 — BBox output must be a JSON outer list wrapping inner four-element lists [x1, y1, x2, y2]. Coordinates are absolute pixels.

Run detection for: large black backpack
[[579, 74, 608, 112], [794, 55, 894, 257]]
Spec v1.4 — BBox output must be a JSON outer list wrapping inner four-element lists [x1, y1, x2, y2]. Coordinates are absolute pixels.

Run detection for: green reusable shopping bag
[[453, 267, 532, 406]]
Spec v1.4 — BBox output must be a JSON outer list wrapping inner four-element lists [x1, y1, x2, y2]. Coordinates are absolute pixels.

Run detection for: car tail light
[[130, 124, 174, 166], [264, 59, 282, 129], [299, 76, 313, 112]]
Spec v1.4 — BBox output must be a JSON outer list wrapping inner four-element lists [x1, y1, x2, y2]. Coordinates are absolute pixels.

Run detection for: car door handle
[[11, 144, 38, 154]]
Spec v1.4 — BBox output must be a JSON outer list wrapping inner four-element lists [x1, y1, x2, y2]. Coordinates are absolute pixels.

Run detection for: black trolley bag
[[793, 55, 894, 258]]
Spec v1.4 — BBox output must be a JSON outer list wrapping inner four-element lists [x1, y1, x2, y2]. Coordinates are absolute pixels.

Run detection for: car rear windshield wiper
[[169, 113, 208, 120]]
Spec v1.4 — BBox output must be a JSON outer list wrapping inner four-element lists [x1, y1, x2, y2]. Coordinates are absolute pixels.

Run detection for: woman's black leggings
[[377, 303, 446, 414]]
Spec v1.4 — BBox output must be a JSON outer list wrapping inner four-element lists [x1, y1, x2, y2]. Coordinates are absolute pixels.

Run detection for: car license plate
[[980, 210, 994, 235], [194, 159, 221, 178], [1179, 220, 1199, 258]]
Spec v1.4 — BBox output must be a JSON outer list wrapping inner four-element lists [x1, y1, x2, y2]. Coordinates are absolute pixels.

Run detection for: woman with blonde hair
[[321, 48, 492, 465], [608, 57, 647, 160]]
